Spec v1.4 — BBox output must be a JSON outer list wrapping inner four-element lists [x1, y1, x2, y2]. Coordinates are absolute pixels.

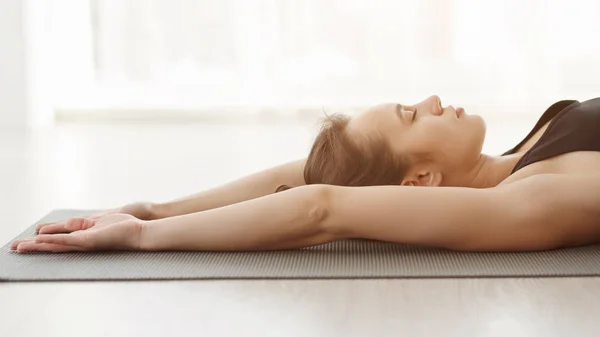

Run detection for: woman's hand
[[10, 213, 144, 254], [34, 202, 154, 235]]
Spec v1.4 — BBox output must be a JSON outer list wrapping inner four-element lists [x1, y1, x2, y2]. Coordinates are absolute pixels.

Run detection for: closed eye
[[395, 104, 417, 124]]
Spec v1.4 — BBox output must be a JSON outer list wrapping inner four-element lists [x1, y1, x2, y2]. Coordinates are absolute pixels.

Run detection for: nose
[[428, 95, 443, 115]]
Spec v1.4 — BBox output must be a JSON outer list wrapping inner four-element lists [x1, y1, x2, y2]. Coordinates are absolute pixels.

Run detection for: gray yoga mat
[[2, 209, 600, 281]]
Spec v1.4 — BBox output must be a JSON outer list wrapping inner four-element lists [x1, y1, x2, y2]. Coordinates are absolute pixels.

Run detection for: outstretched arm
[[142, 184, 332, 251], [150, 158, 306, 219], [18, 173, 600, 253], [140, 181, 505, 251], [141, 173, 600, 252], [32, 158, 307, 234]]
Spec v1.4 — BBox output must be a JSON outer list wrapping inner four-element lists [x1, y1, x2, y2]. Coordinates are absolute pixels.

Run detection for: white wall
[[0, 0, 28, 129], [0, 0, 55, 130]]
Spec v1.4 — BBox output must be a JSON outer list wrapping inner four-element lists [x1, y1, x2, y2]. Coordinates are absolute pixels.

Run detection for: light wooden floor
[[2, 118, 599, 337]]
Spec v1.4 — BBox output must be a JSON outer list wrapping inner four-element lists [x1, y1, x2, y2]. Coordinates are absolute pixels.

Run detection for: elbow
[[303, 184, 341, 240]]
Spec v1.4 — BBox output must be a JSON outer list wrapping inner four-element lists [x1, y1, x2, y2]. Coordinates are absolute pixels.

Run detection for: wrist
[[138, 219, 154, 251], [117, 201, 159, 220], [149, 202, 169, 220], [138, 218, 168, 251]]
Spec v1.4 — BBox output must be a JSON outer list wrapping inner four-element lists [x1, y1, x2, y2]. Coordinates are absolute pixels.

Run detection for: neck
[[462, 153, 523, 188]]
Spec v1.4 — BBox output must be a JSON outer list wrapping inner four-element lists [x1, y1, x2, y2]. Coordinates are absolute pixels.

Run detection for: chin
[[477, 114, 487, 132], [468, 114, 486, 131]]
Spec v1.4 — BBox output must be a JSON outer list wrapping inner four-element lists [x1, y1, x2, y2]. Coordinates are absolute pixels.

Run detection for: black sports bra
[[502, 98, 600, 174]]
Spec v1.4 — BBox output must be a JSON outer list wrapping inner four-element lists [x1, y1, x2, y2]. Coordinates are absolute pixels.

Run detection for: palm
[[11, 213, 143, 253], [34, 202, 151, 235]]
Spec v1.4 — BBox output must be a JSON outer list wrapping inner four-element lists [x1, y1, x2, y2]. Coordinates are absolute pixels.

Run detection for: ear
[[401, 170, 443, 187]]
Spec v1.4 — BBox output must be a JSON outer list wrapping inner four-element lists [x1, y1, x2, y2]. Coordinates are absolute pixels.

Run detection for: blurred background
[[5, 0, 600, 125], [1, 0, 600, 237]]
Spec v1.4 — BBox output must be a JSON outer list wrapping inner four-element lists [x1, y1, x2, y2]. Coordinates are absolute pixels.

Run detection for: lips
[[456, 107, 464, 118]]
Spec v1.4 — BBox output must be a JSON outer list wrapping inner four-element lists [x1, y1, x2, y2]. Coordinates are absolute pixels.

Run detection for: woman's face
[[346, 95, 487, 185]]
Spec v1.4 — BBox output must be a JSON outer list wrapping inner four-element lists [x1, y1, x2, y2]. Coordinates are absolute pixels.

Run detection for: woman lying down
[[10, 95, 600, 254]]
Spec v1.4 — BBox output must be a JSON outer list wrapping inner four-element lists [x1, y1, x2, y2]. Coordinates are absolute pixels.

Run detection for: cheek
[[411, 119, 484, 165], [424, 122, 469, 156], [406, 123, 451, 155], [422, 122, 454, 146]]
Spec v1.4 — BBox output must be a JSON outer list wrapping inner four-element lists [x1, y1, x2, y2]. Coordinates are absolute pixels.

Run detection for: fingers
[[15, 241, 86, 254], [36, 221, 63, 233], [38, 223, 69, 234], [65, 217, 96, 232], [35, 233, 87, 247], [36, 218, 95, 235], [10, 239, 35, 250], [11, 238, 85, 253]]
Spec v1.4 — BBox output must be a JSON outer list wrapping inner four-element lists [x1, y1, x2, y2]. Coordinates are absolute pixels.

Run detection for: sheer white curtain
[[65, 0, 600, 114]]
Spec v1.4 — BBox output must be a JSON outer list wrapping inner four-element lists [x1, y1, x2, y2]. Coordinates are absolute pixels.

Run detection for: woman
[[10, 96, 600, 253]]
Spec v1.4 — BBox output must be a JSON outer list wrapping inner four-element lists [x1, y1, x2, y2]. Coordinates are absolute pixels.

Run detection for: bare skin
[[10, 96, 600, 253]]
